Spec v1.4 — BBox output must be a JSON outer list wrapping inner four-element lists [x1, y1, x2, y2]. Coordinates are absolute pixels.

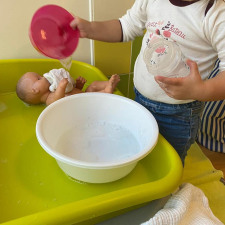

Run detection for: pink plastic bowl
[[29, 4, 79, 59]]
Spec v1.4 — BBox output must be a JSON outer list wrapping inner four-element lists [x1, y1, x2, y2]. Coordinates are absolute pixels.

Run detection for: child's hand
[[59, 78, 69, 88], [70, 17, 91, 38], [154, 59, 204, 100]]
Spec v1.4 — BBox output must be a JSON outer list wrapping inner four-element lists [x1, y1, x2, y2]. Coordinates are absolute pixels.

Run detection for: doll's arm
[[46, 78, 68, 105]]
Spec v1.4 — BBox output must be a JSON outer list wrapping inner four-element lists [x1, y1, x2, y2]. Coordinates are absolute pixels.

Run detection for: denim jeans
[[134, 88, 204, 165]]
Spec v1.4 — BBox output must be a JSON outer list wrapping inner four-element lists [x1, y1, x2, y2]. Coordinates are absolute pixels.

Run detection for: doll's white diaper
[[43, 68, 75, 93]]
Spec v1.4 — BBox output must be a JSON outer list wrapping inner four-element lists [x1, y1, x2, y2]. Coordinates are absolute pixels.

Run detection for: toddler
[[16, 68, 120, 106], [70, 0, 225, 164]]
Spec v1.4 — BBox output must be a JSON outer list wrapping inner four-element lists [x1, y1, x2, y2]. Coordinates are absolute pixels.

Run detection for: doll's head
[[16, 72, 50, 104]]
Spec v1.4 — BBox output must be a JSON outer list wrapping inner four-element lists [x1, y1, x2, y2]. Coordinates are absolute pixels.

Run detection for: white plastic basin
[[36, 93, 158, 183]]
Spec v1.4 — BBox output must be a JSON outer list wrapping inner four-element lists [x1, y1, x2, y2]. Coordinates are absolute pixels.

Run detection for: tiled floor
[[198, 143, 225, 176]]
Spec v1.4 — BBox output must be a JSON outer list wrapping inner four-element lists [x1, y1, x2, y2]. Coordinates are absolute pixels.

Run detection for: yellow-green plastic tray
[[0, 59, 183, 225]]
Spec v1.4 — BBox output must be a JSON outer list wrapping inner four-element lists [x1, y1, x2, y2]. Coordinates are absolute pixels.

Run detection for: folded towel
[[142, 183, 223, 225], [43, 68, 75, 93]]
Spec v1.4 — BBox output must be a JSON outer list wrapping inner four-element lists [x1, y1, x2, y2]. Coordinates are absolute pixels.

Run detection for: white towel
[[43, 68, 75, 93], [142, 183, 223, 225]]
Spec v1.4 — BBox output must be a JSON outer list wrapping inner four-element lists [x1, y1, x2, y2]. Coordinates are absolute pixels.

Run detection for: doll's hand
[[154, 59, 204, 100], [59, 78, 69, 88], [75, 76, 87, 90]]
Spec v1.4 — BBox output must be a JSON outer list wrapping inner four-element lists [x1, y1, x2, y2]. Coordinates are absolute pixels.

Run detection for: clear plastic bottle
[[143, 38, 190, 77]]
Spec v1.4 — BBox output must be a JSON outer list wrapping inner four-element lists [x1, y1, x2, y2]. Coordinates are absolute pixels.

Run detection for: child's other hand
[[70, 16, 91, 38], [154, 59, 204, 100]]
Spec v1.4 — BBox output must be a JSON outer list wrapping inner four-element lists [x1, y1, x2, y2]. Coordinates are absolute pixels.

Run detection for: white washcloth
[[43, 68, 75, 93], [142, 183, 223, 225]]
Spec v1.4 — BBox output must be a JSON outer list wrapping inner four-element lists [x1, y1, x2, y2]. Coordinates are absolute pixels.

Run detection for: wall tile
[[93, 0, 134, 20], [128, 36, 143, 99], [93, 0, 135, 76], [95, 41, 131, 76], [130, 36, 144, 72]]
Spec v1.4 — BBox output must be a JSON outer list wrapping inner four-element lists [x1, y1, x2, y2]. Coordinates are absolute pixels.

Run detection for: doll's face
[[26, 72, 50, 93], [21, 72, 50, 103]]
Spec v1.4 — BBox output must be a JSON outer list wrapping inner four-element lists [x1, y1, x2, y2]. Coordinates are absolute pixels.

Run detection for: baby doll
[[16, 68, 120, 106]]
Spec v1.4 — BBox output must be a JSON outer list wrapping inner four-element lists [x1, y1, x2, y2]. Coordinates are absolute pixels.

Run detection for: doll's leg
[[86, 74, 120, 93]]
